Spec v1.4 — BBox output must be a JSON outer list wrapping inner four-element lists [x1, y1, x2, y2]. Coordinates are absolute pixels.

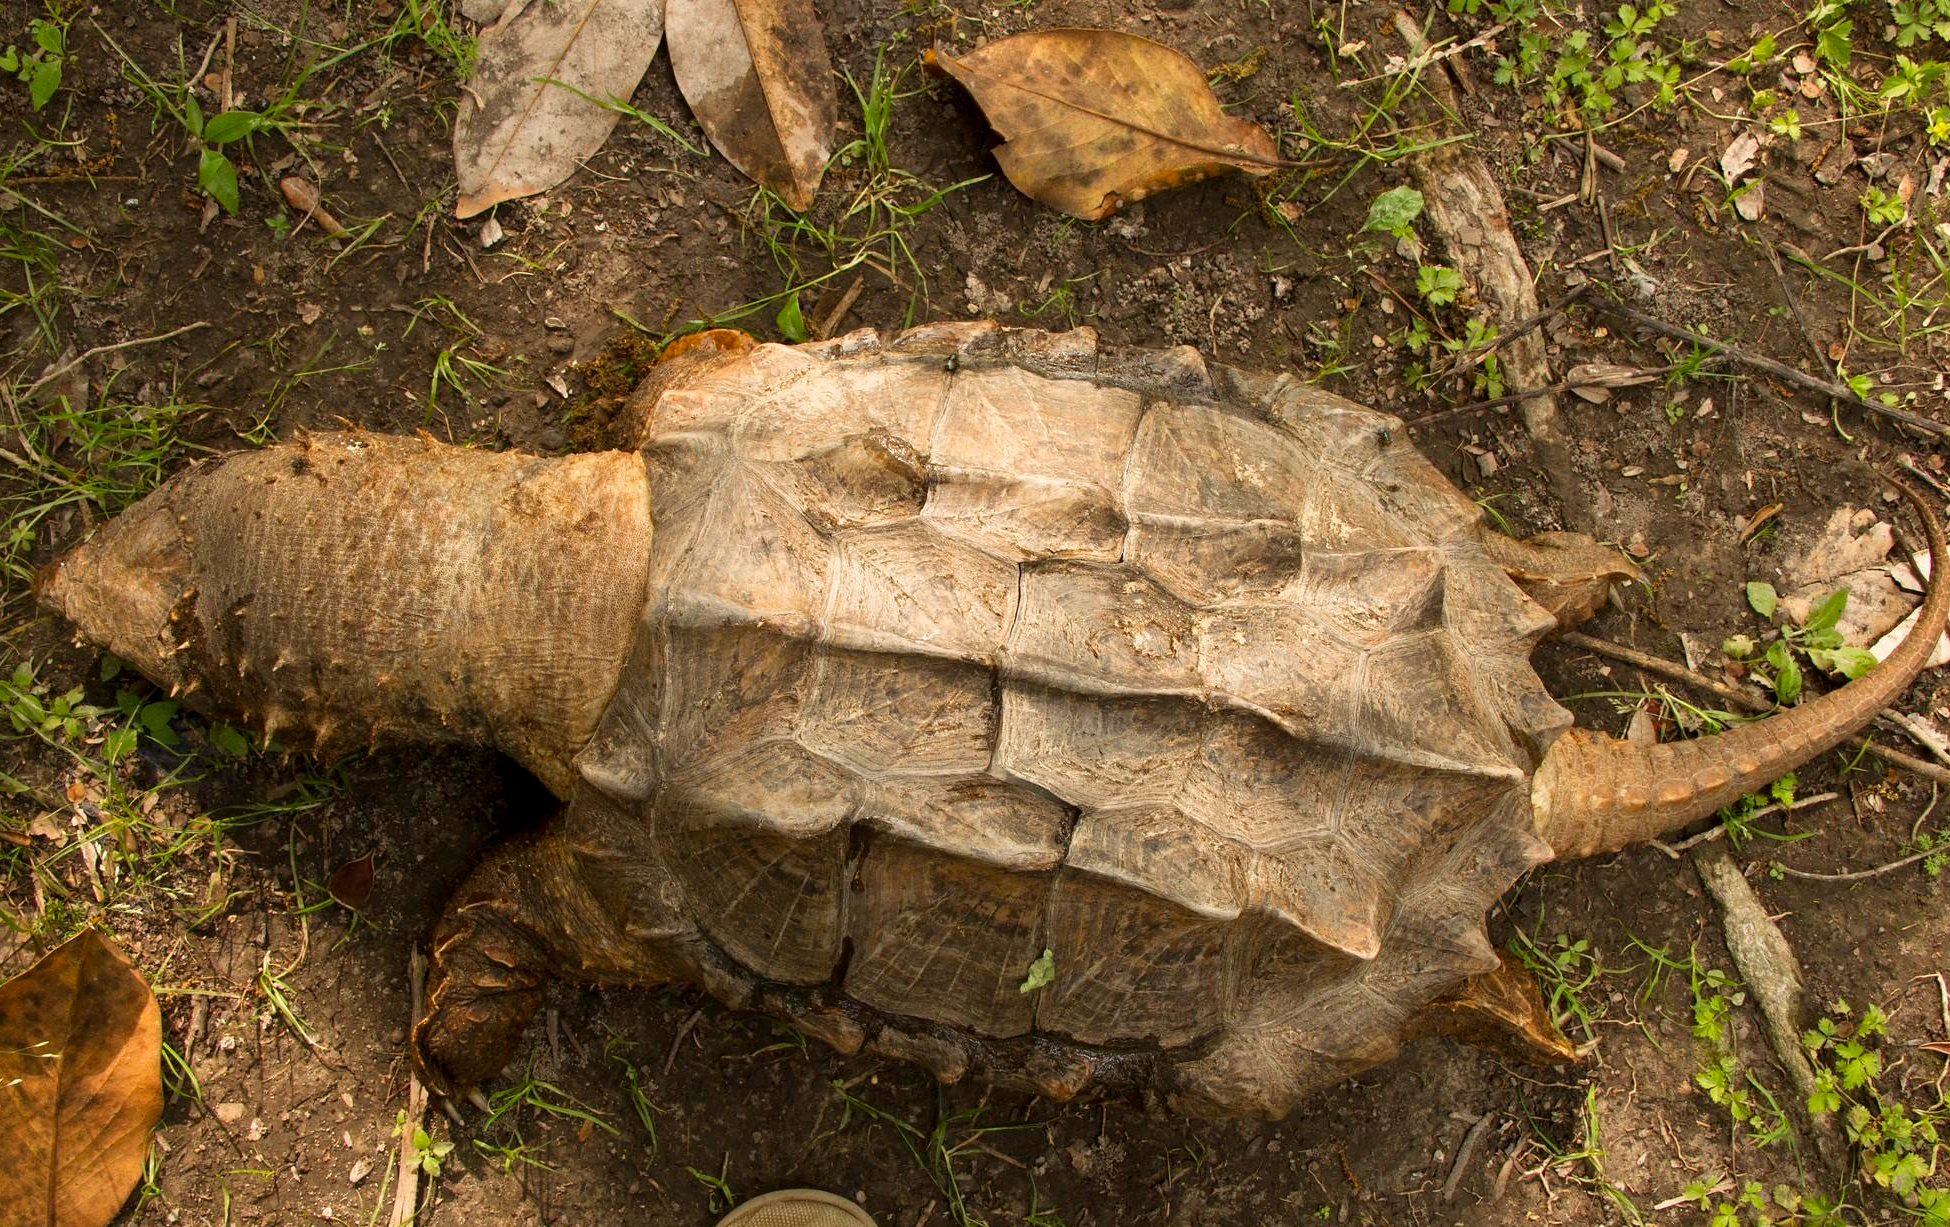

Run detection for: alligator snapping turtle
[[36, 321, 1948, 1118]]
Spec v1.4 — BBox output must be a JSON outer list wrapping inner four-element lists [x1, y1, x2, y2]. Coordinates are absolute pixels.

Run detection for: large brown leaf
[[928, 29, 1283, 220], [453, 0, 667, 219], [666, 0, 837, 212], [0, 931, 162, 1227]]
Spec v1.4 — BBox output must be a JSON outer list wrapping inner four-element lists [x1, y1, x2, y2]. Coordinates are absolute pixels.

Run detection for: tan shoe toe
[[713, 1188, 878, 1227]]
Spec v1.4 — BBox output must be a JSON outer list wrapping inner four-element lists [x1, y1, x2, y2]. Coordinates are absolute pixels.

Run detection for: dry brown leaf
[[1720, 130, 1760, 183], [0, 931, 162, 1227], [326, 852, 376, 911], [1733, 177, 1767, 222], [927, 28, 1282, 220], [452, 0, 666, 219], [1737, 501, 1783, 544], [666, 0, 837, 212], [1564, 361, 1657, 402]]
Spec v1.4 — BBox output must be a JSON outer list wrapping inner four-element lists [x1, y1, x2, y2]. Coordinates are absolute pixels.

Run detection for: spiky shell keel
[[40, 433, 652, 795]]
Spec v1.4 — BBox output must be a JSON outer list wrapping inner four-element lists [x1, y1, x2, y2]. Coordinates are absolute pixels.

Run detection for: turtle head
[[36, 479, 198, 696], [38, 437, 654, 797]]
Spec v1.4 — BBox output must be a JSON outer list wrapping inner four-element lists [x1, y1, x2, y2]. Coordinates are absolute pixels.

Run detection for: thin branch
[[1442, 1112, 1497, 1202], [1337, 22, 1508, 89], [1882, 709, 1950, 767], [17, 321, 214, 403], [1772, 844, 1940, 882], [389, 948, 430, 1227], [1647, 791, 1843, 860], [1407, 359, 1699, 427], [1693, 843, 1850, 1175], [1580, 296, 1949, 439], [1556, 630, 1950, 786], [1437, 285, 1592, 387]]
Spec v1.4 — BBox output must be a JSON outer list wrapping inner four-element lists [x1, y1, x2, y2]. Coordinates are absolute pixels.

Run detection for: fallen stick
[[1647, 791, 1842, 860], [1581, 296, 1950, 440], [17, 321, 213, 403], [1389, 10, 1583, 526], [1441, 1112, 1496, 1203], [1773, 844, 1941, 882], [389, 948, 430, 1227], [1691, 843, 1850, 1176], [1436, 285, 1591, 388], [1772, 786, 1940, 881], [1880, 709, 1950, 767], [1556, 630, 1950, 786], [1409, 359, 1703, 426]]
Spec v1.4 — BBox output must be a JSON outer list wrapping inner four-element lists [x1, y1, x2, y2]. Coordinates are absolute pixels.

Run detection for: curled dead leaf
[[453, 0, 666, 219], [1733, 177, 1766, 222], [0, 931, 162, 1227], [1564, 362, 1657, 403], [1720, 130, 1760, 184], [280, 176, 349, 238], [927, 28, 1282, 220], [666, 0, 837, 212], [1737, 502, 1783, 544]]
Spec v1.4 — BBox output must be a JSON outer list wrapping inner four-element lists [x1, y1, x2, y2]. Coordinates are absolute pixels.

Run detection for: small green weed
[[1726, 585, 1874, 704], [1527, 1085, 1647, 1224], [686, 1156, 737, 1214], [388, 0, 478, 81], [711, 48, 986, 339], [471, 1065, 617, 1172], [1457, 0, 1682, 123], [396, 1109, 455, 1178], [0, 374, 203, 612], [256, 959, 317, 1048], [833, 1082, 1041, 1227], [1713, 773, 1819, 850], [95, 19, 387, 216], [1509, 926, 1607, 1042], [1, 13, 67, 111], [1803, 999, 1949, 1218], [603, 1037, 664, 1160], [1361, 185, 1424, 243], [1416, 264, 1462, 306]]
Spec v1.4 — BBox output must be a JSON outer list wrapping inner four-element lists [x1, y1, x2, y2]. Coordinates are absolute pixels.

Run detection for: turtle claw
[[466, 1085, 492, 1114], [1420, 951, 1579, 1065]]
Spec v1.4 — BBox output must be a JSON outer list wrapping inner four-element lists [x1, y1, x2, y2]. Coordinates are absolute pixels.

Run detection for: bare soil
[[3, 1, 1948, 1225]]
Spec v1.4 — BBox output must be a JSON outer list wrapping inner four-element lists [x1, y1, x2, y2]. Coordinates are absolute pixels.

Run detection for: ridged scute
[[574, 322, 1569, 1117]]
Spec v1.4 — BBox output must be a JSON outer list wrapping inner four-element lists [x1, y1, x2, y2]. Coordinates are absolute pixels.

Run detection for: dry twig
[[15, 321, 213, 404], [1647, 791, 1842, 860], [1441, 1112, 1496, 1202], [389, 948, 431, 1227], [1692, 844, 1850, 1175], [1582, 296, 1949, 439], [1556, 630, 1950, 786], [1772, 845, 1940, 882], [1389, 10, 1582, 523]]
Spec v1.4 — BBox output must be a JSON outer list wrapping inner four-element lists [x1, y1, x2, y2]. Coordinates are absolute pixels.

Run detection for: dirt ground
[[3, 0, 1949, 1224]]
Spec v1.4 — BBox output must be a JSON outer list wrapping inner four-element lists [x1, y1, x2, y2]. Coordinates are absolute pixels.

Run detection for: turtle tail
[[1533, 480, 1949, 860]]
